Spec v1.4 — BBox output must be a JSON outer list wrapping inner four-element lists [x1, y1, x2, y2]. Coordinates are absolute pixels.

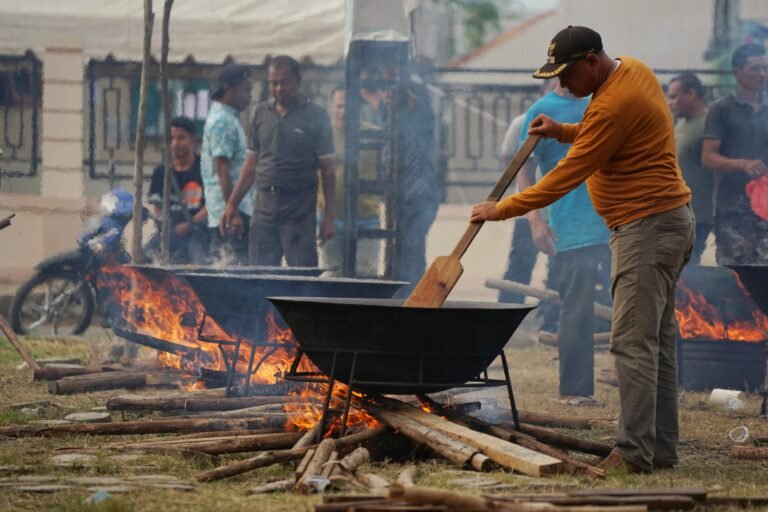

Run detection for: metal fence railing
[[0, 51, 41, 178], [84, 59, 734, 200]]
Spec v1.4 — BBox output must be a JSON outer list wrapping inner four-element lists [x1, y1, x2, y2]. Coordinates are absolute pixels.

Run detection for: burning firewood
[[0, 416, 283, 438], [362, 400, 493, 471], [366, 396, 562, 477], [195, 426, 387, 483]]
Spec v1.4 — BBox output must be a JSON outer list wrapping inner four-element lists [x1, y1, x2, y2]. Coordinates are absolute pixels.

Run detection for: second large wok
[[268, 297, 535, 394]]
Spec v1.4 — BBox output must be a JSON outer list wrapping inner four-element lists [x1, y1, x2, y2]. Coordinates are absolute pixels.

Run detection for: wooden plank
[[377, 397, 561, 477]]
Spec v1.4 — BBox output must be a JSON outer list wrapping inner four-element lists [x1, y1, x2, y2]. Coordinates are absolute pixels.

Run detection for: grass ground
[[0, 332, 767, 511]]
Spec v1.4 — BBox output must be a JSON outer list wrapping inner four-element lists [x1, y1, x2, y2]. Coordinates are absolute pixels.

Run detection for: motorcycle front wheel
[[10, 270, 95, 336]]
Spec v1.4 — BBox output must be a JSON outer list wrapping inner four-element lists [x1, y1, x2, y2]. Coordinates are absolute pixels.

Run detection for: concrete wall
[[1, 44, 89, 284]]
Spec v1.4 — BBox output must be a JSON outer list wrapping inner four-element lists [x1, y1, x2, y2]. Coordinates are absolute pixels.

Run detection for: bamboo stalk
[[158, 0, 175, 262]]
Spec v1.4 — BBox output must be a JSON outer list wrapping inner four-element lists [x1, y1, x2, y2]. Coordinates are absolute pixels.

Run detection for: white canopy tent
[[0, 0, 347, 64]]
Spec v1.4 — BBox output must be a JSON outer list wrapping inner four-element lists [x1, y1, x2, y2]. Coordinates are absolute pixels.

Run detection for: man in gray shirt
[[222, 55, 335, 267]]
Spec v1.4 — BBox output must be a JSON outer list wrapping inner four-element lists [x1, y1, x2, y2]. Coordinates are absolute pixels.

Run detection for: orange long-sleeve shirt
[[496, 56, 691, 229]]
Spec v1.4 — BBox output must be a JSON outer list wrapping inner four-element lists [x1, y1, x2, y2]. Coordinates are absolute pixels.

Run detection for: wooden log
[[0, 417, 283, 438], [395, 466, 417, 487], [0, 314, 41, 371], [33, 364, 100, 381], [338, 447, 370, 473], [321, 451, 339, 479], [731, 445, 768, 459], [196, 448, 310, 483], [517, 423, 613, 457], [105, 395, 316, 412], [195, 426, 387, 482], [93, 430, 285, 448], [363, 401, 492, 471], [374, 396, 562, 477], [538, 331, 611, 348], [491, 494, 695, 510], [48, 371, 153, 395], [295, 448, 316, 480], [417, 396, 605, 478], [297, 438, 336, 493], [293, 421, 323, 449], [485, 278, 613, 321], [111, 432, 303, 455], [390, 484, 489, 510], [706, 496, 768, 507], [248, 479, 294, 495], [517, 410, 613, 429]]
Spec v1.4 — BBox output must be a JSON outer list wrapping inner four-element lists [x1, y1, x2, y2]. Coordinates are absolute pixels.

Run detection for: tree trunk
[[132, 0, 154, 262], [159, 0, 176, 262]]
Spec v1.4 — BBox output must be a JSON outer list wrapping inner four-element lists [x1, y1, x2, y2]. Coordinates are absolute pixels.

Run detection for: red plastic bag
[[746, 175, 768, 221]]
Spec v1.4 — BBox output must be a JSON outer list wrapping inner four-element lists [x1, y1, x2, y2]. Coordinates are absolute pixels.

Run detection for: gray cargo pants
[[610, 204, 694, 471]]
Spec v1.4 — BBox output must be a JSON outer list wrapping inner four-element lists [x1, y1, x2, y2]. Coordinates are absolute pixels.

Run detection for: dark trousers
[[689, 222, 712, 266], [250, 187, 318, 267], [393, 202, 439, 292], [145, 226, 210, 265], [498, 218, 538, 303], [551, 244, 610, 397], [209, 213, 250, 266]]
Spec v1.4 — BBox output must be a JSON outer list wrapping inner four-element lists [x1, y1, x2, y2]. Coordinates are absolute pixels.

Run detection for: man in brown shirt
[[471, 26, 694, 473]]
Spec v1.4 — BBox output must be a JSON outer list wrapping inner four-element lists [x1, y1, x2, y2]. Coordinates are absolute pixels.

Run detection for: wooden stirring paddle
[[404, 134, 541, 308]]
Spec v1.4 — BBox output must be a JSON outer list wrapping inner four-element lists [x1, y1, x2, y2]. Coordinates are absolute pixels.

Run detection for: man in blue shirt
[[201, 64, 254, 265], [517, 83, 610, 406]]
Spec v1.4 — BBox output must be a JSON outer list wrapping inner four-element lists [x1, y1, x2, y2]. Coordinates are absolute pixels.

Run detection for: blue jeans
[[394, 203, 438, 294]]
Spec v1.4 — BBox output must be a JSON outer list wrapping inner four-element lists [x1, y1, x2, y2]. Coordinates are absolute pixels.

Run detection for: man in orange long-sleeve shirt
[[471, 26, 694, 473]]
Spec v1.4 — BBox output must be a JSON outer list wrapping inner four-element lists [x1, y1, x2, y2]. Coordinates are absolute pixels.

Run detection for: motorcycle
[[10, 188, 136, 336]]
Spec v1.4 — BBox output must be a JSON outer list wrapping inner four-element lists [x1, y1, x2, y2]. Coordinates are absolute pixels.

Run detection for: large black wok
[[180, 273, 406, 340], [726, 265, 768, 315], [268, 297, 535, 394]]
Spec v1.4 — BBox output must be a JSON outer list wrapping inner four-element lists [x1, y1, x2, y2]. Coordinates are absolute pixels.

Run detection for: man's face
[[557, 55, 599, 98], [269, 66, 300, 105], [229, 79, 253, 112], [331, 90, 345, 129], [667, 79, 692, 118], [170, 126, 194, 160], [734, 55, 768, 92]]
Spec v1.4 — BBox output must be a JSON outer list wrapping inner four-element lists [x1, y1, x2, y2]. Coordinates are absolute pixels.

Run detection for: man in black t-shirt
[[146, 117, 209, 264], [702, 44, 768, 264]]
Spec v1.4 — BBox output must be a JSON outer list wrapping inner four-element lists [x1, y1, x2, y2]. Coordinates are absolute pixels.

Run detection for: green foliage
[[447, 0, 523, 53]]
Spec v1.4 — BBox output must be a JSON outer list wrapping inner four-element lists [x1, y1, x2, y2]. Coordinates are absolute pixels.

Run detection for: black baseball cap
[[533, 26, 603, 79], [213, 64, 252, 100]]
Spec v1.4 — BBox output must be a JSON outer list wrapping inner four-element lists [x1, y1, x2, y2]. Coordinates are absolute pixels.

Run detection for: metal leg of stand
[[242, 342, 259, 397], [317, 352, 338, 443], [339, 352, 358, 437], [500, 351, 520, 430], [225, 337, 241, 398]]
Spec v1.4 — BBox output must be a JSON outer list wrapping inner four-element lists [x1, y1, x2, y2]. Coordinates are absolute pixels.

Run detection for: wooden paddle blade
[[403, 256, 464, 308]]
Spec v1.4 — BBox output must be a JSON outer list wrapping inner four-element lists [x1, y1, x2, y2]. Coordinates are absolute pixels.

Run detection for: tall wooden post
[[159, 0, 175, 262], [131, 0, 155, 263]]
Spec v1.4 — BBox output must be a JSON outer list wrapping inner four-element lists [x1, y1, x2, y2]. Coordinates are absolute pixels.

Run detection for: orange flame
[[675, 280, 768, 342], [284, 383, 381, 436]]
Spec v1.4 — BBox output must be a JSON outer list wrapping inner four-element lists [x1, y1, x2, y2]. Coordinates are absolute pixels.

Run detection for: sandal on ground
[[559, 395, 600, 407]]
